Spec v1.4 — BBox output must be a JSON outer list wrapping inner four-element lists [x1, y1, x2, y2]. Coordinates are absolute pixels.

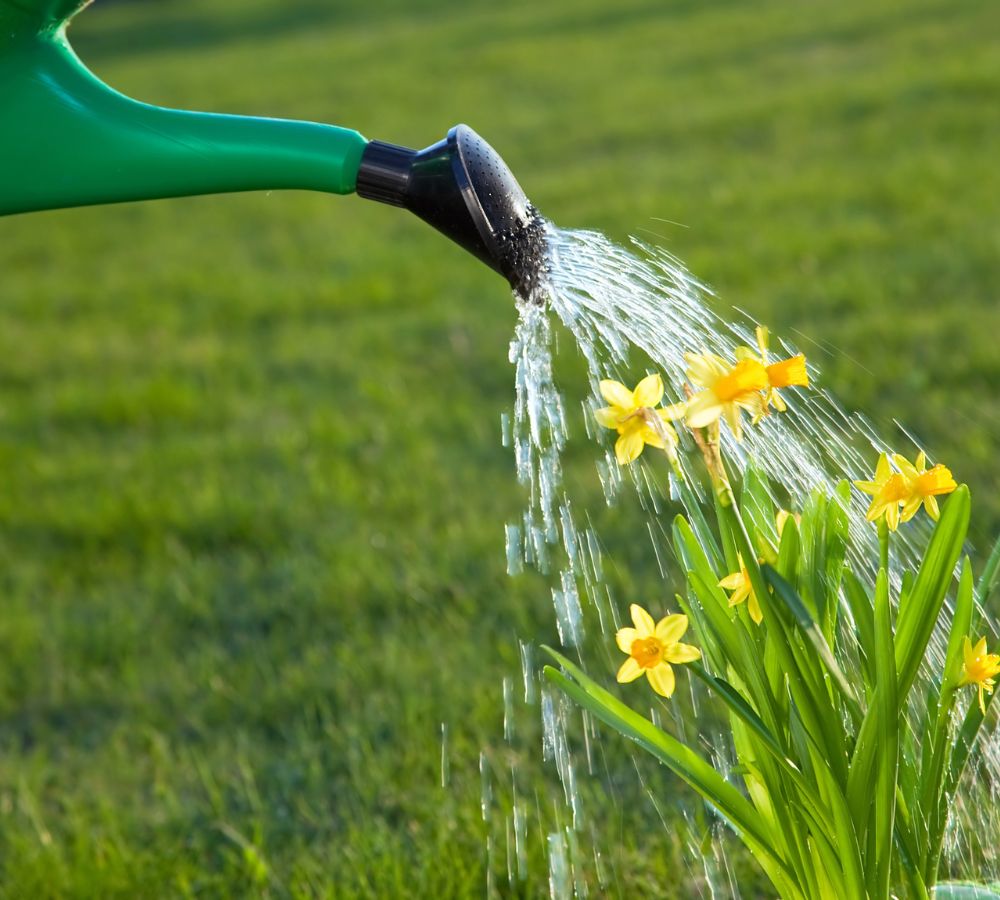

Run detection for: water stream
[[490, 225, 1000, 896]]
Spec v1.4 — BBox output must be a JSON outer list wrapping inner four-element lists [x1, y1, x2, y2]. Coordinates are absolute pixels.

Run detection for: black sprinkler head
[[356, 124, 545, 297]]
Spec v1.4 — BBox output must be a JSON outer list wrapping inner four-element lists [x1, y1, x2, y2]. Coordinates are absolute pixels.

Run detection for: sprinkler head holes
[[357, 125, 546, 299]]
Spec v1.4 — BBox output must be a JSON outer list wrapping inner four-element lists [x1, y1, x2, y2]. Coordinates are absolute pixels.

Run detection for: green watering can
[[0, 0, 545, 294]]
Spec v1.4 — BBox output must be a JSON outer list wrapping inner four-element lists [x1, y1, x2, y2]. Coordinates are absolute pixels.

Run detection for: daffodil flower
[[615, 604, 701, 697], [959, 636, 1000, 714], [718, 555, 763, 624], [854, 453, 910, 531], [594, 374, 686, 466], [684, 352, 768, 441], [738, 326, 809, 420], [892, 450, 957, 522]]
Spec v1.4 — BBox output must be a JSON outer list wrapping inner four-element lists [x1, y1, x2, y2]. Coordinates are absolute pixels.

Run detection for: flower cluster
[[854, 450, 957, 531], [595, 327, 991, 724], [686, 326, 808, 440], [594, 326, 809, 470]]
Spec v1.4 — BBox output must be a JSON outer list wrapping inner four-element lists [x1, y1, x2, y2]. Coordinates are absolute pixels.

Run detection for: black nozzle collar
[[355, 140, 416, 207]]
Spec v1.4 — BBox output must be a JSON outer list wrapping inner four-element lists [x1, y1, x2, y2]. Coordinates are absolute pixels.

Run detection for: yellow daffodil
[[684, 352, 768, 441], [959, 636, 1000, 714], [718, 555, 764, 624], [738, 327, 809, 420], [615, 603, 701, 697], [892, 450, 957, 523], [594, 374, 686, 466], [854, 453, 910, 531]]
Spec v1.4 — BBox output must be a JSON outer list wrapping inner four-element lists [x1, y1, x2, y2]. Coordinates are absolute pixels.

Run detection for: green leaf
[[540, 648, 803, 899], [894, 486, 970, 702], [920, 559, 974, 883], [870, 567, 898, 899], [847, 570, 895, 851], [762, 564, 863, 725], [721, 503, 850, 783], [689, 663, 792, 771], [776, 513, 801, 584], [842, 568, 876, 694], [740, 462, 776, 551]]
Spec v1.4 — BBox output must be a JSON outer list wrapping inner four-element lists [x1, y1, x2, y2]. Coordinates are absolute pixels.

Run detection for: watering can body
[[0, 0, 366, 215], [0, 0, 544, 292]]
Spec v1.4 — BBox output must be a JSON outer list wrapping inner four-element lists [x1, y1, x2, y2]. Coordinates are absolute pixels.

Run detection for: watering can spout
[[357, 127, 546, 297], [0, 0, 546, 296]]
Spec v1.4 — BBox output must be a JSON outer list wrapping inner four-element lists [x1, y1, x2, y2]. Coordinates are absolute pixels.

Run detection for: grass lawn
[[0, 0, 997, 895]]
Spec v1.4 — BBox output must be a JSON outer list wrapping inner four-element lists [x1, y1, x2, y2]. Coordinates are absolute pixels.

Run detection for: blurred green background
[[0, 0, 997, 896]]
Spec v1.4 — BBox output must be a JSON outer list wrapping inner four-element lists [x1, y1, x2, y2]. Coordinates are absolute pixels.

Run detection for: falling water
[[494, 224, 1000, 895]]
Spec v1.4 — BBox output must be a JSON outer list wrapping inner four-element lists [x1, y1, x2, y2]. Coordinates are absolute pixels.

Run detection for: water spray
[[0, 0, 546, 296]]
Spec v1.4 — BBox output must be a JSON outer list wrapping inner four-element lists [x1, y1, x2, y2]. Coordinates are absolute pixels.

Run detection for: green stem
[[878, 518, 890, 575]]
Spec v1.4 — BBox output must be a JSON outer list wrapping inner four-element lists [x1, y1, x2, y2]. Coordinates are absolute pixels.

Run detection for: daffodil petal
[[684, 352, 727, 387], [665, 642, 701, 664], [727, 584, 751, 608], [685, 392, 723, 428], [646, 663, 676, 697], [600, 379, 634, 408], [632, 373, 664, 408], [659, 402, 688, 422], [594, 406, 622, 429], [724, 403, 744, 441], [718, 572, 744, 590], [654, 614, 688, 645], [615, 627, 638, 654], [893, 453, 918, 479], [616, 657, 643, 683], [748, 593, 763, 624], [886, 502, 900, 532], [925, 495, 940, 521], [639, 425, 666, 450], [615, 431, 645, 465], [630, 604, 655, 636], [755, 325, 769, 359], [900, 495, 922, 522]]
